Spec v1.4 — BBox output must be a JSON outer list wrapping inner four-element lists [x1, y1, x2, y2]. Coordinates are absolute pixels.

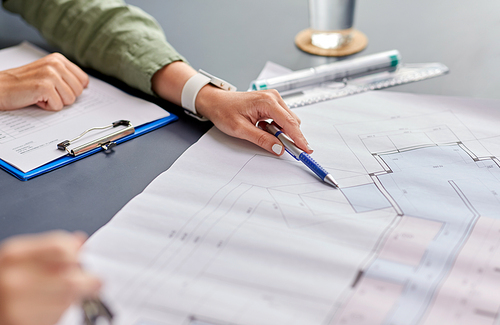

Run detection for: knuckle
[[254, 93, 276, 108], [46, 52, 65, 62], [259, 89, 280, 102], [285, 114, 299, 127], [254, 90, 284, 110], [263, 90, 277, 100], [48, 52, 64, 58], [267, 89, 280, 97], [39, 65, 59, 79], [44, 54, 65, 69], [36, 79, 53, 90]]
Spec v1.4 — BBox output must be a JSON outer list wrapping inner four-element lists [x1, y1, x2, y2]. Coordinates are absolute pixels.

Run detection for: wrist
[[195, 85, 228, 120], [180, 70, 236, 121]]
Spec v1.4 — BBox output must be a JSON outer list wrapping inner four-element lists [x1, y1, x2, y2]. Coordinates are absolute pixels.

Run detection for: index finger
[[269, 98, 312, 154], [275, 93, 302, 125]]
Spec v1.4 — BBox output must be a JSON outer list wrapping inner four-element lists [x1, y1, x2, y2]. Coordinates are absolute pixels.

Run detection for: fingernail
[[272, 144, 283, 155], [307, 144, 313, 151]]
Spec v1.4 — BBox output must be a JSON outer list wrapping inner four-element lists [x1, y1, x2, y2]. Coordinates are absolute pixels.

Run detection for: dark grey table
[[1, 0, 499, 240]]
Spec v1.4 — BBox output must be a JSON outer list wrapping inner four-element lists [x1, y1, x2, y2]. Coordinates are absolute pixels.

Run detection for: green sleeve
[[2, 0, 188, 95]]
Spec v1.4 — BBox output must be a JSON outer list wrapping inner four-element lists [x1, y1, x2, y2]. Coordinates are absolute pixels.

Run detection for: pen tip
[[324, 174, 339, 188]]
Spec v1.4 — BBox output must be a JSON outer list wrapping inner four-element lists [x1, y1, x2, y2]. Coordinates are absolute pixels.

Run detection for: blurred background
[[1, 0, 499, 99]]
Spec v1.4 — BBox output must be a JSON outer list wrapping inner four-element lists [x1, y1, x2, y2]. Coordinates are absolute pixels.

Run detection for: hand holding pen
[[259, 120, 339, 188]]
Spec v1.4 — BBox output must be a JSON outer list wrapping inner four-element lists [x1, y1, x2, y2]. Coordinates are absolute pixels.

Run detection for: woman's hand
[[152, 61, 312, 156], [0, 53, 89, 111], [196, 87, 312, 156]]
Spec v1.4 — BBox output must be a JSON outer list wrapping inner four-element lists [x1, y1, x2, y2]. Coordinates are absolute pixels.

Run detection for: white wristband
[[181, 73, 211, 121], [181, 70, 237, 121]]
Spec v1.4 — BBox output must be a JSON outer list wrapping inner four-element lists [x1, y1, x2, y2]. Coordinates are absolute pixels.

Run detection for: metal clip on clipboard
[[57, 120, 135, 156]]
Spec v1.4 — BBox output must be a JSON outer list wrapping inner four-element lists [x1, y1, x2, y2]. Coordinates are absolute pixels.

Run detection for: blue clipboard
[[0, 114, 178, 181]]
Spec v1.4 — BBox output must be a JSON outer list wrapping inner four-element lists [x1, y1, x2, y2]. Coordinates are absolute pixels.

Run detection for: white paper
[[0, 42, 170, 172], [61, 90, 500, 325], [255, 61, 293, 81]]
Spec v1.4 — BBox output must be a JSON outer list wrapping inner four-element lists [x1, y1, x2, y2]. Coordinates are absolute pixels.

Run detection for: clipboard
[[0, 114, 177, 181]]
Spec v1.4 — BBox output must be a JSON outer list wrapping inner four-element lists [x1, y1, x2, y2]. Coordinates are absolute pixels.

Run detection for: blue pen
[[264, 122, 339, 188]]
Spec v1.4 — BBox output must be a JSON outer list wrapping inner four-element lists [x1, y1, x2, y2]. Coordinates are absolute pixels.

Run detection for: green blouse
[[3, 0, 187, 95]]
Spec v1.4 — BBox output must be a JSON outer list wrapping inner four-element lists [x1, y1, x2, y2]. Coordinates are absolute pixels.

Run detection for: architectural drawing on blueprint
[[334, 128, 500, 325], [104, 152, 393, 325], [73, 92, 500, 325]]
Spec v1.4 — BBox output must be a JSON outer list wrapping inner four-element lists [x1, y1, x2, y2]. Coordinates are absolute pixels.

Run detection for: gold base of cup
[[295, 28, 368, 57]]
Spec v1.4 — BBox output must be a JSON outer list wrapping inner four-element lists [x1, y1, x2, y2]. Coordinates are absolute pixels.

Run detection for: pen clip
[[82, 298, 114, 325], [57, 120, 135, 157]]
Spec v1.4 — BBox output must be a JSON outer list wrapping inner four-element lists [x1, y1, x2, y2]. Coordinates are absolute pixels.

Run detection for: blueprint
[[61, 91, 500, 325]]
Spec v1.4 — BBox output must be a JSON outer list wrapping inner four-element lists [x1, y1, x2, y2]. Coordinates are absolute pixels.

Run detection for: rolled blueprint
[[251, 50, 401, 93]]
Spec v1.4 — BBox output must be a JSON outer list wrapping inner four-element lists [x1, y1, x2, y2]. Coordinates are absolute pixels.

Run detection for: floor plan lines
[[332, 141, 500, 325], [72, 92, 500, 325]]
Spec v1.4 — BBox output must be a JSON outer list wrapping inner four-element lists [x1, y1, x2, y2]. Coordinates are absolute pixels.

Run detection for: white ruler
[[282, 63, 449, 108]]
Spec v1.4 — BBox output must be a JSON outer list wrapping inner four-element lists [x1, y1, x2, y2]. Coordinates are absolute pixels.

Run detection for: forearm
[[3, 0, 312, 156], [3, 0, 186, 95], [151, 61, 197, 106], [151, 61, 228, 114]]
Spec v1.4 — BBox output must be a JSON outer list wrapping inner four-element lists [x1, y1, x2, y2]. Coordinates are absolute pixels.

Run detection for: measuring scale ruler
[[281, 63, 449, 108]]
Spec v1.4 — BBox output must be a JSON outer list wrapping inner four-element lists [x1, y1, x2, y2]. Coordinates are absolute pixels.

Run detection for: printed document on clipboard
[[0, 42, 177, 181]]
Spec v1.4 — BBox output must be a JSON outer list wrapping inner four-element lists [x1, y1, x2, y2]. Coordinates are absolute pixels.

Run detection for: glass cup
[[309, 0, 356, 50]]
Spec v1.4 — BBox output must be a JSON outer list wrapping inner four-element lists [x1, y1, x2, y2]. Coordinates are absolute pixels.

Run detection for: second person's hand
[[0, 231, 101, 325]]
